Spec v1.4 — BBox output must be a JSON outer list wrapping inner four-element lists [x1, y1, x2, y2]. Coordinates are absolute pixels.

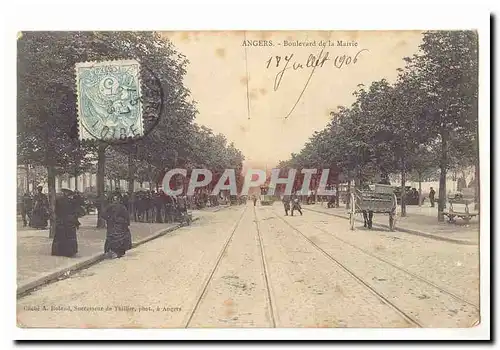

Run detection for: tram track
[[268, 207, 422, 327], [252, 206, 277, 327], [185, 205, 277, 327], [310, 219, 479, 310], [184, 206, 248, 328], [270, 207, 479, 327]]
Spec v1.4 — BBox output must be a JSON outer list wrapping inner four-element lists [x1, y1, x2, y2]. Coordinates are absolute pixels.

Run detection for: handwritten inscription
[[266, 49, 368, 91]]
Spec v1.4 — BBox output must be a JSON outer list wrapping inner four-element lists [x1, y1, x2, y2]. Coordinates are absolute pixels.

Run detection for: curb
[[130, 223, 181, 249], [304, 207, 477, 246], [16, 253, 106, 297], [17, 218, 199, 298]]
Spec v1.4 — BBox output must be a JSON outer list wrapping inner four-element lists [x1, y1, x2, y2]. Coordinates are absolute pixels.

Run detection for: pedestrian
[[21, 192, 33, 227], [253, 195, 257, 206], [283, 195, 291, 216], [72, 190, 86, 229], [31, 186, 49, 229], [122, 192, 129, 211], [429, 187, 436, 207], [101, 193, 132, 259], [291, 196, 303, 216], [51, 189, 80, 257]]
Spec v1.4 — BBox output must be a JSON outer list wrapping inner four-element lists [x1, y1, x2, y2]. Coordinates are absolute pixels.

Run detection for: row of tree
[[18, 31, 244, 235], [278, 31, 479, 221]]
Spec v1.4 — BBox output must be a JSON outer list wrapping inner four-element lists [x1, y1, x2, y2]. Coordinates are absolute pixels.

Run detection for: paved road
[[17, 203, 479, 328]]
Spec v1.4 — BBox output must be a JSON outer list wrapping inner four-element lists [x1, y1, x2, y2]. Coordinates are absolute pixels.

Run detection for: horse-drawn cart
[[348, 184, 398, 231]]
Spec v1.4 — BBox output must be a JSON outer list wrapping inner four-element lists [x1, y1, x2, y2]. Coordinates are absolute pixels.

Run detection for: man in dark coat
[[122, 193, 129, 211], [429, 187, 436, 207], [51, 189, 79, 257], [282, 195, 291, 216], [101, 194, 132, 258], [291, 195, 303, 216], [153, 191, 164, 223], [31, 186, 49, 229]]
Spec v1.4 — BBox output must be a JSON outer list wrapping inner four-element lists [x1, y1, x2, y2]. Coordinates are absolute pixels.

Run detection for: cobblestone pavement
[[17, 203, 479, 328]]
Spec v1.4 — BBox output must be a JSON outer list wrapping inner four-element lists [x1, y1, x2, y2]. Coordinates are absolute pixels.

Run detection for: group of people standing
[[19, 187, 133, 260], [20, 186, 50, 229]]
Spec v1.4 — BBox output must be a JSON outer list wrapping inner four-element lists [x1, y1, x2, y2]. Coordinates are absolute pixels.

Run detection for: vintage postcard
[[16, 29, 485, 334]]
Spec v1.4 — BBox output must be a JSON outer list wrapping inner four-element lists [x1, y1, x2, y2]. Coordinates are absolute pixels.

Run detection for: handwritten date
[[266, 49, 368, 91]]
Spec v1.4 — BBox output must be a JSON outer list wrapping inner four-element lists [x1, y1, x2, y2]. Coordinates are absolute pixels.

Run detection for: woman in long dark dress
[[51, 189, 79, 257], [102, 194, 132, 259]]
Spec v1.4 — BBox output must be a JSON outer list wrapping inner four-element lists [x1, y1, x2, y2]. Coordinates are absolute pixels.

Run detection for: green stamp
[[76, 59, 144, 141]]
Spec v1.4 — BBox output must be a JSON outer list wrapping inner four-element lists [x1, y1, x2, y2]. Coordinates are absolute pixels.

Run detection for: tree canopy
[[279, 31, 478, 220]]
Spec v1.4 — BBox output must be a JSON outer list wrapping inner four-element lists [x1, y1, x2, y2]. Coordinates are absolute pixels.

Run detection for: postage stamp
[[76, 59, 144, 141]]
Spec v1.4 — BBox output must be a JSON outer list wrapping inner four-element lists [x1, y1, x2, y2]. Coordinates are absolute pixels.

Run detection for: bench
[[443, 199, 478, 224]]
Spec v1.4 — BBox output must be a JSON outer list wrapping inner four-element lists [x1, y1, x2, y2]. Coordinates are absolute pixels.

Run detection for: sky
[[161, 31, 423, 170]]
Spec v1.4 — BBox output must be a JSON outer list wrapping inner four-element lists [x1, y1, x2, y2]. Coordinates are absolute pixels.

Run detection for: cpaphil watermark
[[161, 168, 338, 196]]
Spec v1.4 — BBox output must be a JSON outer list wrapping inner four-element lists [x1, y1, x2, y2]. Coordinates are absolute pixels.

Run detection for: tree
[[407, 144, 438, 206], [279, 31, 478, 222], [105, 147, 129, 188], [18, 31, 197, 230], [403, 31, 478, 220]]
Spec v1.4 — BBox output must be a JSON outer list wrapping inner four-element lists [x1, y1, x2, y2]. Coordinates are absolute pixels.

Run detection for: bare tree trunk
[[354, 167, 361, 187], [438, 130, 448, 222], [57, 176, 63, 193], [418, 172, 422, 207], [74, 173, 79, 191], [82, 173, 87, 191], [400, 157, 406, 217], [346, 180, 351, 209], [47, 165, 57, 239], [128, 151, 135, 217], [335, 182, 340, 208], [474, 155, 479, 211], [89, 173, 93, 189], [148, 164, 153, 191], [25, 163, 30, 193], [96, 143, 107, 228]]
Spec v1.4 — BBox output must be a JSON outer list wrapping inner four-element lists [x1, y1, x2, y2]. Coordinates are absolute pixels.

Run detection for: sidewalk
[[17, 214, 184, 296], [304, 203, 480, 245]]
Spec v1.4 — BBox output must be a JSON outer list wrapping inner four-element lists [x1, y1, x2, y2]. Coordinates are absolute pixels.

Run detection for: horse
[[362, 210, 374, 229]]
